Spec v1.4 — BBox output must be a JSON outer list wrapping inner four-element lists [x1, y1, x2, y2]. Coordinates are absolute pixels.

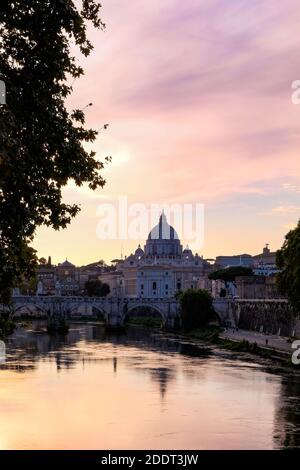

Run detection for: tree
[[220, 288, 227, 298], [0, 1, 109, 304], [19, 274, 38, 295], [178, 288, 214, 331], [276, 220, 300, 311], [209, 266, 253, 283], [100, 282, 110, 297], [85, 279, 110, 297], [0, 306, 15, 339]]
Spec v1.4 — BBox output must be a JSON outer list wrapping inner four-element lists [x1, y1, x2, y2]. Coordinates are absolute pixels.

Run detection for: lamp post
[[0, 80, 6, 105]]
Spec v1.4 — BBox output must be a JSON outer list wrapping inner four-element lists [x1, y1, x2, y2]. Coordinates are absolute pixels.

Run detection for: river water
[[0, 322, 299, 450]]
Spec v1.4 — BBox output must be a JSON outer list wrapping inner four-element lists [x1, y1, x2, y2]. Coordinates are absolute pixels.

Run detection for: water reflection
[[0, 321, 299, 449], [3, 323, 211, 375], [274, 375, 300, 449]]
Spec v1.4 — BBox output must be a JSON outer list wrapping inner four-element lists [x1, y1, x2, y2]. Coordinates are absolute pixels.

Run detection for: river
[[0, 321, 299, 449]]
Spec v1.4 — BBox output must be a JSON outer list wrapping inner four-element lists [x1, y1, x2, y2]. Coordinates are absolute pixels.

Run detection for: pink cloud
[[35, 0, 300, 263]]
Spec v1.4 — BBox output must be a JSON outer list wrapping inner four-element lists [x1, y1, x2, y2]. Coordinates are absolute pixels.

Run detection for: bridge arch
[[14, 303, 48, 317], [66, 302, 107, 321], [124, 303, 166, 325], [91, 305, 107, 322]]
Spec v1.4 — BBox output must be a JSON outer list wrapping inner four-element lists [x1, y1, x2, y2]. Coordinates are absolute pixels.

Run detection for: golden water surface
[[0, 322, 299, 449]]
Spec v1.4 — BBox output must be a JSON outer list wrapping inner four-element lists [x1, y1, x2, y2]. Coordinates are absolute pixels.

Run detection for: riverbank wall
[[235, 300, 300, 337]]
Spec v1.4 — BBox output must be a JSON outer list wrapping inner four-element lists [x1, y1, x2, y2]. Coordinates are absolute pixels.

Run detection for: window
[[141, 284, 144, 290], [152, 282, 157, 290], [165, 284, 169, 290], [177, 282, 181, 290]]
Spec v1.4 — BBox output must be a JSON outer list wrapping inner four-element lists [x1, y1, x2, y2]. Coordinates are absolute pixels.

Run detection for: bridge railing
[[12, 295, 178, 303]]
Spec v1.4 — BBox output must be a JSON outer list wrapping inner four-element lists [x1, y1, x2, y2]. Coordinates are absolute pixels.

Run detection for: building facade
[[110, 212, 211, 298], [215, 254, 253, 268], [236, 275, 283, 299], [36, 259, 110, 296]]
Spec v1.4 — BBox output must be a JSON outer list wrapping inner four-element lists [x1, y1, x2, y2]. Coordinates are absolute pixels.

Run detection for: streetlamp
[[0, 80, 6, 105]]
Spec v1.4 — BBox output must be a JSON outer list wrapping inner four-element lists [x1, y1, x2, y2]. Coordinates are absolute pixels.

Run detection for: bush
[[85, 280, 110, 297], [220, 288, 227, 298], [276, 220, 300, 311], [178, 288, 214, 331], [0, 309, 15, 339], [209, 266, 253, 282]]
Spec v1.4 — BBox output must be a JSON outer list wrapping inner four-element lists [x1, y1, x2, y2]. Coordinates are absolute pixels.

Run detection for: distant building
[[215, 254, 253, 268], [197, 276, 215, 293], [54, 259, 79, 295], [36, 257, 56, 295], [253, 243, 277, 266], [36, 258, 113, 296], [214, 244, 279, 272], [253, 244, 279, 276], [56, 259, 76, 280], [98, 271, 124, 297], [109, 212, 212, 298], [34, 236, 281, 300], [236, 275, 283, 299], [137, 266, 173, 298], [253, 266, 281, 277], [78, 261, 110, 291], [58, 277, 80, 296]]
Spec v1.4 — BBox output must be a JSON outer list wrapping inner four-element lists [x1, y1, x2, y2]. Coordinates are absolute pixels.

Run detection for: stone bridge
[[10, 296, 180, 329], [5, 295, 243, 329], [5, 296, 287, 331]]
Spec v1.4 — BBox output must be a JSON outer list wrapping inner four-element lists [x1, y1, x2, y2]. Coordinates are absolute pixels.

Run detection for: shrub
[[178, 288, 214, 331]]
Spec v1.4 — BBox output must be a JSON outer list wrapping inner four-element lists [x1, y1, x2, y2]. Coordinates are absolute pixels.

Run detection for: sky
[[33, 0, 300, 265]]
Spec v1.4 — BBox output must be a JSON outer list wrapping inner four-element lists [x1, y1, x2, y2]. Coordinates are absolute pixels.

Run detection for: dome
[[183, 245, 193, 260], [147, 212, 179, 241], [144, 212, 182, 257], [59, 259, 75, 268], [183, 245, 193, 255], [135, 244, 144, 258]]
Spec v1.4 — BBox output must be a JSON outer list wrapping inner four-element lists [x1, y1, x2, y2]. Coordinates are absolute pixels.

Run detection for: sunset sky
[[33, 0, 300, 265]]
